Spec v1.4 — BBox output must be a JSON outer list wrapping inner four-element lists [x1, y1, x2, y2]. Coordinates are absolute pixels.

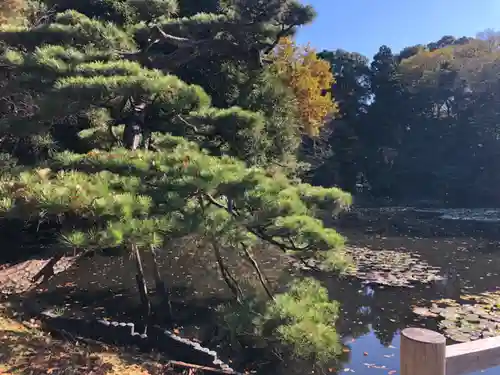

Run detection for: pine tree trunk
[[241, 243, 274, 300], [132, 244, 151, 330], [211, 239, 243, 302], [123, 123, 143, 150], [149, 246, 173, 322], [197, 195, 243, 302]]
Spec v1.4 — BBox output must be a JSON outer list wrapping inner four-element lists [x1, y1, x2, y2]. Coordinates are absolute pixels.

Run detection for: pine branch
[[240, 241, 274, 300], [155, 26, 195, 48]]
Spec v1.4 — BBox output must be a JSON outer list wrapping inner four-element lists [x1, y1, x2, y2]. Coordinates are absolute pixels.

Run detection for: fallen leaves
[[0, 308, 168, 375]]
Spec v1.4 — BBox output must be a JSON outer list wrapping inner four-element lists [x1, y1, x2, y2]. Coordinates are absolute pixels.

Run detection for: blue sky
[[296, 0, 500, 59]]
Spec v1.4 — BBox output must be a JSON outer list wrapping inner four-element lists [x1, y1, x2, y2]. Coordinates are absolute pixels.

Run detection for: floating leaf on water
[[447, 331, 471, 343], [488, 315, 500, 323], [432, 298, 459, 306], [430, 305, 444, 315], [308, 246, 445, 287], [439, 320, 455, 329], [412, 306, 438, 318], [439, 308, 460, 321], [464, 314, 480, 323]]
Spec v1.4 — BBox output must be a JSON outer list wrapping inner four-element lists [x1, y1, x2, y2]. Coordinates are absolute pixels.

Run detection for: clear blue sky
[[296, 0, 500, 59]]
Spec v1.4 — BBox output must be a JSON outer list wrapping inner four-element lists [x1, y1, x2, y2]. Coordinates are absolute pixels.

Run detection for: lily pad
[[439, 320, 455, 329], [464, 314, 480, 323], [412, 306, 438, 318], [414, 291, 500, 342], [291, 243, 445, 287], [341, 246, 444, 288], [447, 331, 470, 343], [440, 311, 459, 321]]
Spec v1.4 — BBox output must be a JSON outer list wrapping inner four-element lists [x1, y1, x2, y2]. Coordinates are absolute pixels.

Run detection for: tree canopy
[[271, 37, 338, 137], [315, 31, 500, 206], [0, 0, 350, 366]]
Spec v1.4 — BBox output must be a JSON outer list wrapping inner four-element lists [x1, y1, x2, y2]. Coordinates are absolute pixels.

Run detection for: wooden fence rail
[[401, 328, 500, 375]]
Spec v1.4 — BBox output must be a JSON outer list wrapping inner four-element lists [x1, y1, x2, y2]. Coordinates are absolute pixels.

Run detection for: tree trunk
[[241, 243, 274, 300], [197, 195, 243, 302], [132, 244, 151, 332], [211, 239, 243, 302], [123, 123, 143, 150], [31, 253, 63, 283], [149, 246, 173, 322]]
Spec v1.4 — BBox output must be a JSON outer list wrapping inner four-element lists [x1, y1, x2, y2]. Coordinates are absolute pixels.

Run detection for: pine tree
[[0, 0, 350, 361]]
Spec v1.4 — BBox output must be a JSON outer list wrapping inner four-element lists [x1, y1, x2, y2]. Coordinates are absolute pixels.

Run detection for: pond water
[[15, 209, 500, 375]]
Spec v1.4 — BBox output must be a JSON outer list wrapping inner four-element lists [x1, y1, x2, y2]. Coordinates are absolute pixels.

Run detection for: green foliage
[[218, 278, 341, 363], [41, 0, 178, 24], [0, 134, 349, 263], [0, 10, 136, 50], [262, 278, 341, 361], [0, 0, 352, 364]]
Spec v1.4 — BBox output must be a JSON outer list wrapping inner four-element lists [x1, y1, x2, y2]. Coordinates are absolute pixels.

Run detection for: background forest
[[0, 0, 499, 374], [315, 32, 500, 207]]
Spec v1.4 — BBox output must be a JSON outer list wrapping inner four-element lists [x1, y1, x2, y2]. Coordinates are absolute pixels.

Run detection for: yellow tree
[[0, 0, 25, 25], [270, 37, 338, 137]]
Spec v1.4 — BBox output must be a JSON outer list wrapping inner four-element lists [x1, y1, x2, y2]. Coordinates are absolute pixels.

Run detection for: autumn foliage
[[0, 0, 25, 24], [270, 37, 338, 137]]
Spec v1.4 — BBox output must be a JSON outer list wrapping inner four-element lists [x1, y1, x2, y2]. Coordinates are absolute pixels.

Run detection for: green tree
[[0, 0, 351, 362], [313, 49, 371, 190], [316, 35, 500, 206]]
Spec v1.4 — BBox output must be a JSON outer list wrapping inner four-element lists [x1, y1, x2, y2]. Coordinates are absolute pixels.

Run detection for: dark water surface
[[326, 230, 500, 375], [20, 220, 500, 375]]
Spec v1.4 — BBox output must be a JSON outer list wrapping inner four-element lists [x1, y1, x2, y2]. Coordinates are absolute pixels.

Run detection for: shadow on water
[[6, 214, 500, 374]]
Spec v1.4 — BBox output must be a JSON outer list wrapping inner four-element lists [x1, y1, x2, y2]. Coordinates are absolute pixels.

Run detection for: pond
[[13, 208, 500, 375]]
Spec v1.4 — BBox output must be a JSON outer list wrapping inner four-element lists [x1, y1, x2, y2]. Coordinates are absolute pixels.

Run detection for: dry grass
[[0, 305, 171, 375]]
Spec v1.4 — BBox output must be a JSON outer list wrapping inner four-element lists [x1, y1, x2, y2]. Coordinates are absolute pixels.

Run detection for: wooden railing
[[401, 328, 500, 375]]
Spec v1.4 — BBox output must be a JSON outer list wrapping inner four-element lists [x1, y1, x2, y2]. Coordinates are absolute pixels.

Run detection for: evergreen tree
[[0, 0, 350, 362]]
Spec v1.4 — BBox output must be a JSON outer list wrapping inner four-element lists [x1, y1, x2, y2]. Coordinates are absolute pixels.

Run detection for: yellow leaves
[[0, 0, 25, 25], [270, 37, 338, 137], [399, 39, 500, 87], [0, 310, 162, 375]]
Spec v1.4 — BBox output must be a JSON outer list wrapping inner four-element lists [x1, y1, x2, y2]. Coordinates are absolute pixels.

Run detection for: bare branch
[[155, 26, 195, 48]]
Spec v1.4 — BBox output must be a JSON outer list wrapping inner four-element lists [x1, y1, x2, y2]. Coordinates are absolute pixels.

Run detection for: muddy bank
[[0, 256, 80, 296]]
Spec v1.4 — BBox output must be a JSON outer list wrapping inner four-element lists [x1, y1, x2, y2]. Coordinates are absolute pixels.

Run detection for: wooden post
[[400, 328, 446, 375]]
